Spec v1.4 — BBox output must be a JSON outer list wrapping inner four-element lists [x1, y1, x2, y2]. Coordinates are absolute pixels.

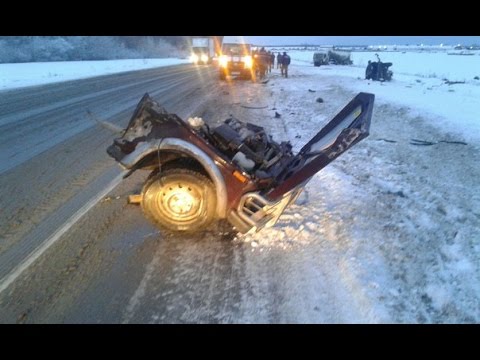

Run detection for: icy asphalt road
[[1, 63, 479, 323]]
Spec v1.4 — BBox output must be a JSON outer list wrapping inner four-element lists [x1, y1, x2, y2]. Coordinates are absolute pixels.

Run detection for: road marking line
[[122, 248, 161, 324], [0, 173, 125, 295]]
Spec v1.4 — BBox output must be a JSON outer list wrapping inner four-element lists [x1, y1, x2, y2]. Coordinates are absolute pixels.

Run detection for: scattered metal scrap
[[373, 138, 467, 146], [375, 138, 397, 143], [128, 194, 142, 204], [240, 105, 269, 109], [444, 80, 466, 85], [410, 139, 468, 146], [87, 110, 123, 134]]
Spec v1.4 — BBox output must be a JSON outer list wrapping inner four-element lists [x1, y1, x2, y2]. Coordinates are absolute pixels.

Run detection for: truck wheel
[[141, 169, 217, 232]]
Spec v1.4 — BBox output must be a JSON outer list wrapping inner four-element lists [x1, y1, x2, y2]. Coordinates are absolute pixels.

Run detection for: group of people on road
[[253, 47, 291, 79]]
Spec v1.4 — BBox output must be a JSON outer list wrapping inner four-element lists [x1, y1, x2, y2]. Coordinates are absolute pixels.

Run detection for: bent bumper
[[227, 186, 304, 234]]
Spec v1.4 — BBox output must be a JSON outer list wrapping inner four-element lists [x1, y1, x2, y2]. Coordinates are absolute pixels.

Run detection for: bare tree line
[[0, 36, 190, 63]]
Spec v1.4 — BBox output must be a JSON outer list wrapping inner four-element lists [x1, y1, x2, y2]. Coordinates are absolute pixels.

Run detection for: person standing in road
[[277, 52, 282, 69], [280, 52, 291, 78], [257, 47, 269, 79]]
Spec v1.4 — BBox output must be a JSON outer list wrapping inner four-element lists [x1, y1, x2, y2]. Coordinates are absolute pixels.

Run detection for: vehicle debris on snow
[[106, 92, 374, 234]]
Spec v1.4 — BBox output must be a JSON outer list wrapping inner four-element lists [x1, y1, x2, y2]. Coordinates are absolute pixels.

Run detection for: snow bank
[[0, 58, 190, 91], [231, 56, 480, 322]]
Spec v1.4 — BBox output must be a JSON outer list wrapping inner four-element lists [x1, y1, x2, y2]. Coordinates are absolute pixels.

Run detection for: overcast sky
[[225, 36, 480, 46]]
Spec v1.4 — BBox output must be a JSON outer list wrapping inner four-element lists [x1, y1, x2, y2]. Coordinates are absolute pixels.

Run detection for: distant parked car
[[313, 52, 329, 66]]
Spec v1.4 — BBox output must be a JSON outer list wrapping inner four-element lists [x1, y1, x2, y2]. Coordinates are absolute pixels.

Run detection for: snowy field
[[229, 52, 480, 322], [287, 49, 480, 143], [0, 58, 189, 91], [292, 49, 480, 80]]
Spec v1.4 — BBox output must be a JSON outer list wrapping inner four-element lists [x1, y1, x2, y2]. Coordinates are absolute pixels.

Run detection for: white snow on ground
[[289, 49, 480, 143], [0, 58, 189, 91], [3, 50, 479, 322], [233, 50, 480, 322], [292, 49, 480, 80]]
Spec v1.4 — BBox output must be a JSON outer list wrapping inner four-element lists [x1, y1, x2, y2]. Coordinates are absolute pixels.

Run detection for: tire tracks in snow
[[0, 65, 217, 296]]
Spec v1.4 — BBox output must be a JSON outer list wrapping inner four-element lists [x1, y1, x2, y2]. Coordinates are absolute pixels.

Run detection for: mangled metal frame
[[107, 92, 374, 233]]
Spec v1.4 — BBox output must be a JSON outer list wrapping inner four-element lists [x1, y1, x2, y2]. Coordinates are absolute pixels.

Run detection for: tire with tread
[[141, 168, 217, 232]]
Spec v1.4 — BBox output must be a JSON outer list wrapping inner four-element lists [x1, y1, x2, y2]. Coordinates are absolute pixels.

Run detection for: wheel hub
[[141, 170, 217, 232], [159, 184, 201, 221], [166, 191, 195, 215]]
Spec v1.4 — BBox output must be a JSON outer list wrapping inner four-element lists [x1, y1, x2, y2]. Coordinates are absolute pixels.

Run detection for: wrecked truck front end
[[107, 92, 374, 233], [230, 92, 375, 232]]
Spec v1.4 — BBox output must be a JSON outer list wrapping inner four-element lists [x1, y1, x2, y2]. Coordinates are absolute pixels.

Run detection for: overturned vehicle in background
[[107, 92, 374, 234], [365, 54, 393, 81]]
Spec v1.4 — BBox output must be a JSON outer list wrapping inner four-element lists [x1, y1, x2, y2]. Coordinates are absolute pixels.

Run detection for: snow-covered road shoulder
[[0, 58, 190, 91], [234, 56, 480, 323]]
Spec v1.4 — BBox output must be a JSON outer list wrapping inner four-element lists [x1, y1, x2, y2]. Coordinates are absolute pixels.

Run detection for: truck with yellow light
[[218, 42, 254, 80]]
